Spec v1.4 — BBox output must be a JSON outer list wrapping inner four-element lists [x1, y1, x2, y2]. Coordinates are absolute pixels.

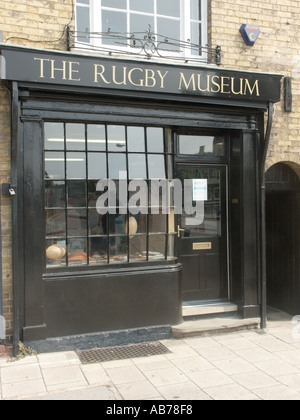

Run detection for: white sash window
[[75, 0, 208, 60]]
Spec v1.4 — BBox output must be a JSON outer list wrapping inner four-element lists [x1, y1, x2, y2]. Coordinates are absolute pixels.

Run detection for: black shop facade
[[0, 45, 282, 352]]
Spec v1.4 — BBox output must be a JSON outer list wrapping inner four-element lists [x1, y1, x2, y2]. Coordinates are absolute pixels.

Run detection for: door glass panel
[[179, 135, 225, 157], [177, 167, 222, 237]]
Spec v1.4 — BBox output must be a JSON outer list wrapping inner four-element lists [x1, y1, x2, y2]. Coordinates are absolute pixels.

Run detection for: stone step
[[182, 302, 238, 318], [172, 316, 261, 339]]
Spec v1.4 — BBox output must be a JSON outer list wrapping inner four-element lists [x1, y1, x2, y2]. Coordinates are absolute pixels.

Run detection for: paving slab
[[1, 309, 300, 400]]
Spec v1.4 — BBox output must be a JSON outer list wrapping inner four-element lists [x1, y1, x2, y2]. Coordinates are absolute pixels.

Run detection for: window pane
[[46, 210, 66, 237], [102, 10, 127, 34], [76, 5, 90, 43], [149, 214, 167, 233], [179, 136, 225, 156], [130, 13, 154, 34], [102, 0, 126, 9], [157, 0, 180, 17], [108, 153, 127, 179], [149, 235, 166, 260], [157, 18, 180, 44], [107, 125, 126, 152], [130, 0, 154, 13], [45, 123, 64, 150], [88, 153, 107, 179], [127, 126, 145, 152], [66, 152, 86, 179], [77, 0, 89, 5], [89, 209, 104, 234], [191, 0, 201, 20], [130, 235, 147, 262], [45, 152, 65, 180], [67, 209, 87, 237], [46, 240, 67, 267], [134, 214, 147, 233], [191, 22, 202, 46], [45, 181, 65, 208], [90, 236, 108, 264], [128, 154, 147, 179], [66, 124, 86, 151], [109, 237, 128, 263], [147, 127, 164, 153], [68, 238, 88, 265], [67, 181, 87, 208], [87, 125, 106, 151], [148, 155, 166, 179], [88, 181, 100, 207]]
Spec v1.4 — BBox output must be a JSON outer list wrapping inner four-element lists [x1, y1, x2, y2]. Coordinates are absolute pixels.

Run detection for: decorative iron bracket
[[67, 26, 222, 66]]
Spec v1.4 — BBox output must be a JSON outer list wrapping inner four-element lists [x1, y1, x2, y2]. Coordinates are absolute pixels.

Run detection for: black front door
[[176, 165, 228, 302]]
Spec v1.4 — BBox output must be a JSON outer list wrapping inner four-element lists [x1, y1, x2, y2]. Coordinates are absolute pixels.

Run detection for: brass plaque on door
[[193, 242, 212, 251]]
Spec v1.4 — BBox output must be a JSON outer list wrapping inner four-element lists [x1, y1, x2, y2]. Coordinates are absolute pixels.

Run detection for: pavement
[[1, 309, 300, 401]]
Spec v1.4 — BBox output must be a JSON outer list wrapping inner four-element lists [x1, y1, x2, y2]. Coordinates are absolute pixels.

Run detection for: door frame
[[174, 160, 230, 303]]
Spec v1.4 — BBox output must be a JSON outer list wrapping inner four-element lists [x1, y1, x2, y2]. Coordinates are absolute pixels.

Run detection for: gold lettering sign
[[193, 242, 212, 251]]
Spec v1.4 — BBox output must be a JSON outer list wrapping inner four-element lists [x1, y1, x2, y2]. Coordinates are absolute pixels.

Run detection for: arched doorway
[[266, 163, 300, 315]]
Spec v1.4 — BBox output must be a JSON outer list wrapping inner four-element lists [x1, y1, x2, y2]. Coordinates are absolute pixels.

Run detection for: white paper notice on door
[[193, 179, 208, 201]]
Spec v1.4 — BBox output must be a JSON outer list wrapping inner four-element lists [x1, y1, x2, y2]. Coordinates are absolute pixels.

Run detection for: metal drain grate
[[77, 342, 171, 364]]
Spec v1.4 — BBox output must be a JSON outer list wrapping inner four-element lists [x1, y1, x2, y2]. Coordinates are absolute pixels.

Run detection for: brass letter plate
[[193, 242, 212, 251]]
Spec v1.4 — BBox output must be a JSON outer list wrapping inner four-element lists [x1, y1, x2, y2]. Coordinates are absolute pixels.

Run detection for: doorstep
[[172, 315, 261, 339], [182, 301, 238, 318]]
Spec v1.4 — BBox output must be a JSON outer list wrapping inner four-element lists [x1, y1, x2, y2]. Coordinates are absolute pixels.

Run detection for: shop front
[[0, 45, 282, 351]]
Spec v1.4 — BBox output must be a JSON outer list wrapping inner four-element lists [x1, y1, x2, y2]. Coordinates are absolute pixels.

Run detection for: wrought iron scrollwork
[[67, 25, 221, 66]]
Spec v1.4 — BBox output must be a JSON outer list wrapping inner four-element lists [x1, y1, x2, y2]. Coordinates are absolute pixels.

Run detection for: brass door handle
[[177, 225, 185, 238]]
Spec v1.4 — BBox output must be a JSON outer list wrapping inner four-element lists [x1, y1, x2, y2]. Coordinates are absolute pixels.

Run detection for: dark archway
[[266, 163, 300, 315]]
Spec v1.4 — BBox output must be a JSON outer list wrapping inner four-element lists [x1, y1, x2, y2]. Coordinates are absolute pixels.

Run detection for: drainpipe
[[261, 102, 274, 330]]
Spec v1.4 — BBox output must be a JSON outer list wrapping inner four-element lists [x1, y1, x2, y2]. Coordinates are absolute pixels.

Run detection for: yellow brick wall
[[0, 86, 12, 340], [0, 0, 74, 50], [209, 0, 300, 175]]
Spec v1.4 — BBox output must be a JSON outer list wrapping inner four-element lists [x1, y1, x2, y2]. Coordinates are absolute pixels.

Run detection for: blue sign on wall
[[240, 24, 261, 46]]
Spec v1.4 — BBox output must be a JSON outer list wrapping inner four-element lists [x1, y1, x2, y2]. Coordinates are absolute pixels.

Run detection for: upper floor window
[[75, 0, 208, 61]]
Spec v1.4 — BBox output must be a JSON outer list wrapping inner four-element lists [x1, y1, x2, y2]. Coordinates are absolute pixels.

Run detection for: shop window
[[44, 123, 176, 268], [75, 0, 208, 59]]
